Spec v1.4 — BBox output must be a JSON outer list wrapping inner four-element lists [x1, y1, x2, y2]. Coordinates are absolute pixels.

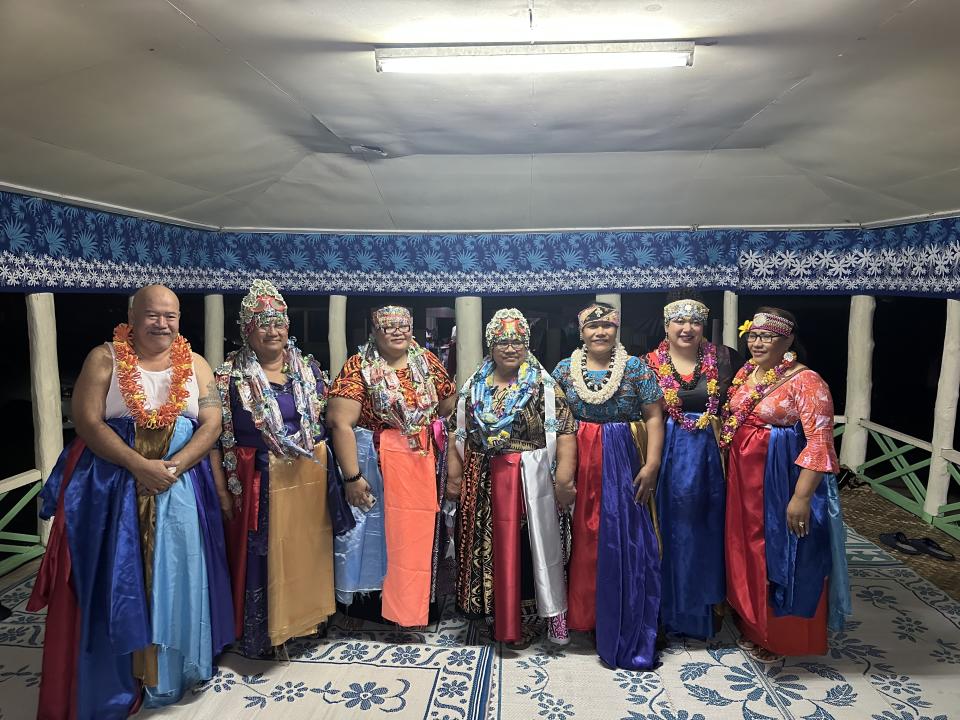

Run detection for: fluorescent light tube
[[375, 41, 694, 74]]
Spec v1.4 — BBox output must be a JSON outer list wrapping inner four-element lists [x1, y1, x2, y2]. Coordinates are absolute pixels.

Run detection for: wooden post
[[455, 296, 483, 390], [723, 290, 739, 349], [204, 293, 225, 368], [924, 298, 960, 519], [595, 293, 622, 315], [26, 293, 63, 545], [328, 295, 348, 378], [839, 295, 875, 470]]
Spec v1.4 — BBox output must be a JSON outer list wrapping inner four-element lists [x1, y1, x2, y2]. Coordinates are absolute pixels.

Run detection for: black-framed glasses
[[493, 340, 525, 350], [378, 324, 411, 336], [745, 333, 781, 344]]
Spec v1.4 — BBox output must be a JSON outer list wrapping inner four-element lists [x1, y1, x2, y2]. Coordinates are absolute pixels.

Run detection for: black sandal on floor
[[906, 536, 955, 561], [879, 531, 920, 554]]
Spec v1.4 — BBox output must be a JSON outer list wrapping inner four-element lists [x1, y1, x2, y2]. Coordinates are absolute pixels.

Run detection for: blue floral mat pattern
[[1, 528, 958, 719]]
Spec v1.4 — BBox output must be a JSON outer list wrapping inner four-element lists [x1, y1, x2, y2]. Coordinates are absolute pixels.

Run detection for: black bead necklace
[[580, 347, 616, 392], [671, 345, 704, 391]]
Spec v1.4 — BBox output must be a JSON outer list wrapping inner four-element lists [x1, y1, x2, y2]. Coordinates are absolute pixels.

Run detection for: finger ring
[[799, 521, 805, 527]]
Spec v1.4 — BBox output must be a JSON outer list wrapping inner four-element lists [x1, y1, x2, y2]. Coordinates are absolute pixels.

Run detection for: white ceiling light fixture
[[374, 41, 695, 74]]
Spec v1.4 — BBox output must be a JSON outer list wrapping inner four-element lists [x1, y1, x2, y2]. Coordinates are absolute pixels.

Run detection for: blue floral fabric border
[[1, 190, 957, 296]]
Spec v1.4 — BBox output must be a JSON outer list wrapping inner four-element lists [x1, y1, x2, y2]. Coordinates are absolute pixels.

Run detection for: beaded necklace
[[570, 343, 629, 405]]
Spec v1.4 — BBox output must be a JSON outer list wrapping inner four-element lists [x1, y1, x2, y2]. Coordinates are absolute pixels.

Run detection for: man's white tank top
[[104, 342, 200, 420]]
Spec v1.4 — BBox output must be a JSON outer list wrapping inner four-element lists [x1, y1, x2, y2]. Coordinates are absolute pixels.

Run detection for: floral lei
[[113, 323, 193, 429], [360, 339, 439, 448], [217, 341, 327, 497], [467, 356, 543, 451], [570, 343, 629, 405], [718, 351, 797, 448], [655, 340, 720, 432]]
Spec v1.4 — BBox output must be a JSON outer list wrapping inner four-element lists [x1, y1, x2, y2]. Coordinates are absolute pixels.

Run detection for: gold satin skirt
[[267, 443, 336, 646]]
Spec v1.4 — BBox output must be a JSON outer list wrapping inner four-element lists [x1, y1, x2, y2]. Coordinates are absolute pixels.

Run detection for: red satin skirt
[[725, 421, 828, 656], [567, 422, 603, 631], [223, 446, 262, 637], [26, 440, 85, 720]]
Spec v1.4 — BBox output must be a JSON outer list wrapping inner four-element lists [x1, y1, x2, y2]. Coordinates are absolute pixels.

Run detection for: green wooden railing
[[838, 418, 960, 542], [931, 447, 960, 542], [0, 469, 45, 576], [856, 419, 933, 519]]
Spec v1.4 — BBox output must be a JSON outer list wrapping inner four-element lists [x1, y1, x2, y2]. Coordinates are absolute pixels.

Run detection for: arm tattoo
[[198, 379, 223, 409]]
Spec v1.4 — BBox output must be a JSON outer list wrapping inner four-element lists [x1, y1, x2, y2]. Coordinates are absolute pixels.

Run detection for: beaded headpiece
[[485, 308, 530, 347], [663, 299, 709, 325], [750, 312, 795, 336], [373, 305, 412, 329], [239, 279, 289, 336], [578, 303, 621, 330]]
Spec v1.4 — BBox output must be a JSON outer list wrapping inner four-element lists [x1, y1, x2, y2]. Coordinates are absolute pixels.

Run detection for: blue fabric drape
[[763, 423, 850, 625], [48, 418, 148, 719], [37, 416, 231, 716], [326, 444, 356, 537], [595, 423, 660, 670], [190, 459, 236, 654], [334, 428, 388, 604], [825, 472, 852, 631], [142, 417, 216, 708], [146, 471, 210, 706], [655, 414, 726, 639], [5, 188, 959, 299]]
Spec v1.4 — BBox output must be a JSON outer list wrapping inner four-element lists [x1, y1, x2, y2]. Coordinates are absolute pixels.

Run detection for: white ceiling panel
[[370, 155, 535, 230], [0, 128, 217, 215], [0, 0, 957, 230]]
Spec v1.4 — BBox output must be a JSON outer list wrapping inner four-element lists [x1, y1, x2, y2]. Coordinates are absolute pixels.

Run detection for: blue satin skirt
[[38, 416, 227, 716], [42, 419, 148, 719], [655, 414, 726, 639], [143, 418, 212, 707], [595, 422, 661, 670], [334, 427, 388, 604]]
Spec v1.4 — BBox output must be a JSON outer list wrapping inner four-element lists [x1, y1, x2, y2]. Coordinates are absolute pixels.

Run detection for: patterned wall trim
[[1, 191, 957, 296]]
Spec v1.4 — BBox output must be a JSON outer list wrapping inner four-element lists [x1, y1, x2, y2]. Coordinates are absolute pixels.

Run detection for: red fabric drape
[[567, 422, 604, 631], [490, 453, 524, 643], [27, 440, 85, 720], [222, 446, 261, 637]]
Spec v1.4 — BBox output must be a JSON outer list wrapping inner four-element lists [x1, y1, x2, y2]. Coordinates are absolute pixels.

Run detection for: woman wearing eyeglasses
[[447, 309, 577, 648], [327, 305, 456, 629], [720, 307, 851, 659], [551, 302, 664, 669], [644, 299, 742, 642]]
